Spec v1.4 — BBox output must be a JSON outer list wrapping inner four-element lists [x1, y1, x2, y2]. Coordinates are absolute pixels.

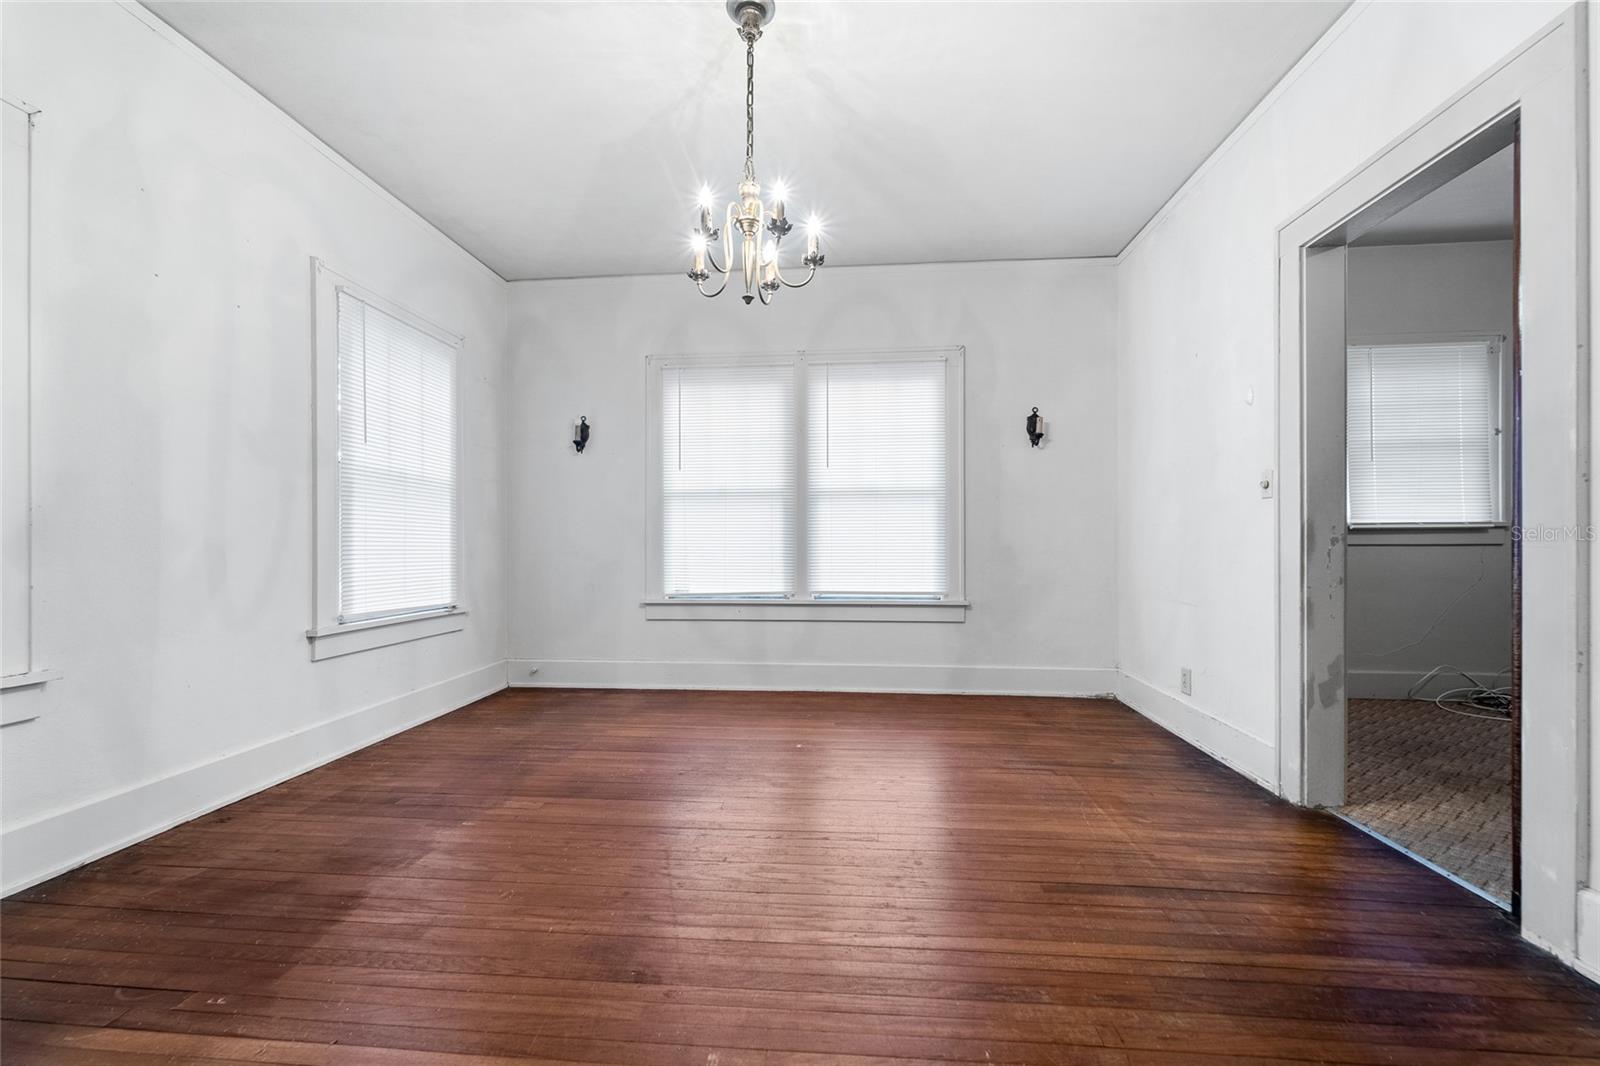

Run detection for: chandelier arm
[[770, 234, 817, 288], [721, 201, 738, 277], [768, 249, 798, 286], [775, 262, 818, 289], [697, 271, 731, 298], [700, 202, 738, 278]]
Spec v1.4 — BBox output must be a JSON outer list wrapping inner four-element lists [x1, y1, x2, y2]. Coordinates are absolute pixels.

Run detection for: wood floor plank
[[5, 688, 1599, 1063]]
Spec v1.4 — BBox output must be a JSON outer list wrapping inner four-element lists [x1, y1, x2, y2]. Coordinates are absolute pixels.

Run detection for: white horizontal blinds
[[1346, 340, 1499, 526], [661, 361, 796, 596], [807, 359, 949, 596], [336, 291, 458, 622]]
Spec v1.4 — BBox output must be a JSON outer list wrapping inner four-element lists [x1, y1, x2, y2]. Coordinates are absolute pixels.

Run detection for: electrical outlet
[[1180, 668, 1193, 696]]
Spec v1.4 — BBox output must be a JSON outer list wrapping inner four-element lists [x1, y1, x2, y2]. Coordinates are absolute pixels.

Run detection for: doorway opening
[[1338, 141, 1518, 908], [1287, 116, 1523, 910], [1277, 8, 1583, 955]]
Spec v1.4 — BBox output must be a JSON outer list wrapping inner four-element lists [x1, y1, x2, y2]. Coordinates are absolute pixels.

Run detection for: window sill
[[1, 669, 60, 727], [642, 599, 968, 623], [1348, 525, 1509, 547], [1, 668, 60, 692], [307, 609, 467, 661]]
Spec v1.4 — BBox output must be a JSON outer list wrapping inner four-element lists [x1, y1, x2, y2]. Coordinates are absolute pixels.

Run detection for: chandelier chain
[[744, 34, 756, 180]]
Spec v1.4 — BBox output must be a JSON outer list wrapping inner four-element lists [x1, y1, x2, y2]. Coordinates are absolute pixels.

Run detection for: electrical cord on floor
[[1405, 665, 1513, 721]]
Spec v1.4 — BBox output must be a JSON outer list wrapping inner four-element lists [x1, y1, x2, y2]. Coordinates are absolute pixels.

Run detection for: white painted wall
[[506, 259, 1117, 695], [1114, 1, 1564, 779], [0, 2, 508, 893], [1345, 241, 1516, 697]]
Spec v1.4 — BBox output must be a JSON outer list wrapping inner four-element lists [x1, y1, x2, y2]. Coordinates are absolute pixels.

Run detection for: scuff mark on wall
[[1316, 652, 1345, 710]]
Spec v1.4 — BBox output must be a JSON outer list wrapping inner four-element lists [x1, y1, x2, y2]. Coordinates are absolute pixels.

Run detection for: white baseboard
[[1574, 889, 1600, 983], [1115, 672, 1276, 790], [1346, 666, 1508, 700], [513, 662, 1273, 793], [508, 658, 1118, 698], [12, 650, 1592, 986], [1, 660, 508, 897], [511, 661, 1276, 792]]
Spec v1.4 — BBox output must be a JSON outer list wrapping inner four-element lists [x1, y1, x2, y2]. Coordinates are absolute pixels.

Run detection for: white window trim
[[644, 346, 966, 622], [306, 611, 467, 662], [308, 258, 467, 659], [639, 599, 968, 622], [0, 668, 59, 691], [1345, 331, 1509, 534], [2, 668, 60, 728], [2, 99, 57, 713], [1347, 526, 1508, 547]]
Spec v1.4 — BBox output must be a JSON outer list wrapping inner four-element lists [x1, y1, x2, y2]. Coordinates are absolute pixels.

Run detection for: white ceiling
[[1356, 145, 1515, 246], [148, 1, 1349, 281]]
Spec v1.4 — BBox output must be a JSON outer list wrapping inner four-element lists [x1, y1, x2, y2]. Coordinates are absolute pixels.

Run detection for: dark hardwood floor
[[5, 687, 1600, 1064]]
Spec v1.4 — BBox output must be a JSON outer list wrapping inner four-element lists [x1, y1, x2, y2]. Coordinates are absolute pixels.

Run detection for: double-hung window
[[309, 260, 464, 659], [647, 348, 965, 620], [1346, 337, 1505, 527], [807, 359, 951, 597], [2, 99, 58, 707], [660, 359, 797, 598]]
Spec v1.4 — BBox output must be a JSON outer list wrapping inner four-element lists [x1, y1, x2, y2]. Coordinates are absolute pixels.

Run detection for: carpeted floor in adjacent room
[[1343, 697, 1513, 904]]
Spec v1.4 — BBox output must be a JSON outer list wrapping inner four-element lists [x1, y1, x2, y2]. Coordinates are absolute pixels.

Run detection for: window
[[808, 359, 950, 597], [1, 98, 59, 712], [2, 102, 30, 682], [335, 291, 458, 620], [661, 360, 796, 597], [309, 261, 464, 659], [1346, 338, 1504, 527], [647, 348, 964, 620]]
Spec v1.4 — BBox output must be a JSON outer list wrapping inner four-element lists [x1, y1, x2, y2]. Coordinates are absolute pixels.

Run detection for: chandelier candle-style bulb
[[686, 0, 825, 306]]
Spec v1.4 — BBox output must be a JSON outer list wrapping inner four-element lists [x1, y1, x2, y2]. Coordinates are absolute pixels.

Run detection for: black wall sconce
[[572, 416, 590, 454], [1026, 407, 1045, 448]]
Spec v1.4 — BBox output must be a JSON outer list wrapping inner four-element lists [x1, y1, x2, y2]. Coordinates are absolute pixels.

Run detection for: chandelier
[[688, 0, 824, 305]]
